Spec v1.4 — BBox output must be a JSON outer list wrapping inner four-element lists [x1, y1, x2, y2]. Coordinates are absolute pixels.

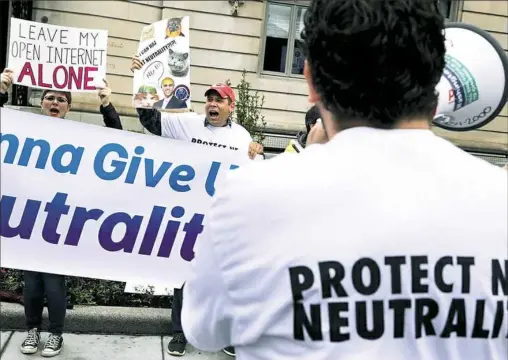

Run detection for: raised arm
[[131, 55, 163, 136], [100, 103, 123, 130], [98, 79, 123, 130]]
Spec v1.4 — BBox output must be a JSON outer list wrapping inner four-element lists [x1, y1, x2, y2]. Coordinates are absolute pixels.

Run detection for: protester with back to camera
[[180, 0, 508, 359]]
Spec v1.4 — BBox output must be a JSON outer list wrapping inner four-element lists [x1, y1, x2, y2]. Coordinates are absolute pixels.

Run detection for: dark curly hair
[[305, 105, 321, 133], [302, 0, 446, 129]]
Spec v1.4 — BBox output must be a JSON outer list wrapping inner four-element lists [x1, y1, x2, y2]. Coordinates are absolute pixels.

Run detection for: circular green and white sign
[[433, 23, 508, 132]]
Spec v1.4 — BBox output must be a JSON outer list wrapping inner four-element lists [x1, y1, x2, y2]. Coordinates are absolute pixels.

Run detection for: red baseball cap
[[204, 83, 236, 102]]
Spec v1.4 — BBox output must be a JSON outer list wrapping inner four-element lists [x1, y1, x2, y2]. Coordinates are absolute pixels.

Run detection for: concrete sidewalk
[[1, 331, 231, 360]]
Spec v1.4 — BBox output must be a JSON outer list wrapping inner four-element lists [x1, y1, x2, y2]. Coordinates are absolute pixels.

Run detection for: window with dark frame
[[261, 1, 309, 77], [260, 0, 459, 77]]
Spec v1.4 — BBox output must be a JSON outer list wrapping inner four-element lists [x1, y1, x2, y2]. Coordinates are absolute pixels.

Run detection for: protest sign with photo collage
[[132, 17, 191, 111]]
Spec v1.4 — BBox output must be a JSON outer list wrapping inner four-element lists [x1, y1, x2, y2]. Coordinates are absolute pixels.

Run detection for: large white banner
[[0, 108, 249, 289], [7, 18, 108, 92], [132, 17, 191, 110]]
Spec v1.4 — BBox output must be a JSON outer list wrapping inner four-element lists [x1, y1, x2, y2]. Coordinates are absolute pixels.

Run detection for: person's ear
[[304, 60, 320, 103]]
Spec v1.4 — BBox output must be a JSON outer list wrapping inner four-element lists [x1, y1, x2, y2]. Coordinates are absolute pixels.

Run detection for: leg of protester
[[21, 271, 44, 354], [167, 287, 187, 356], [42, 273, 66, 357]]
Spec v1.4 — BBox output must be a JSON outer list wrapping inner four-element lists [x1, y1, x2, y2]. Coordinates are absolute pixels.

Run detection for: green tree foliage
[[231, 70, 267, 143], [1, 268, 171, 308]]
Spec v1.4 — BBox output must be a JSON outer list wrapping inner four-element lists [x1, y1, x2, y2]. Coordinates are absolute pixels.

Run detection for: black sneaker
[[167, 332, 187, 356], [20, 328, 40, 354], [223, 346, 236, 357], [41, 334, 63, 357]]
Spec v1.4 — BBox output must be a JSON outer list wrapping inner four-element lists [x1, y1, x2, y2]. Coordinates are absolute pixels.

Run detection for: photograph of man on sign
[[153, 76, 187, 110]]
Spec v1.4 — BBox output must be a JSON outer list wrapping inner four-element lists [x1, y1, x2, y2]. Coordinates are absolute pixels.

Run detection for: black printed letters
[[191, 138, 238, 151], [289, 255, 508, 342]]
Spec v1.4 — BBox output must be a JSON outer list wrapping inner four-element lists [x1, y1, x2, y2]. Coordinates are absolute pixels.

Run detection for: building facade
[[0, 0, 506, 160]]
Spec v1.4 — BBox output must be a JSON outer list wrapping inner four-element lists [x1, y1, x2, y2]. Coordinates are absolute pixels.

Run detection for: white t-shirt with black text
[[160, 112, 254, 155], [182, 127, 508, 360]]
